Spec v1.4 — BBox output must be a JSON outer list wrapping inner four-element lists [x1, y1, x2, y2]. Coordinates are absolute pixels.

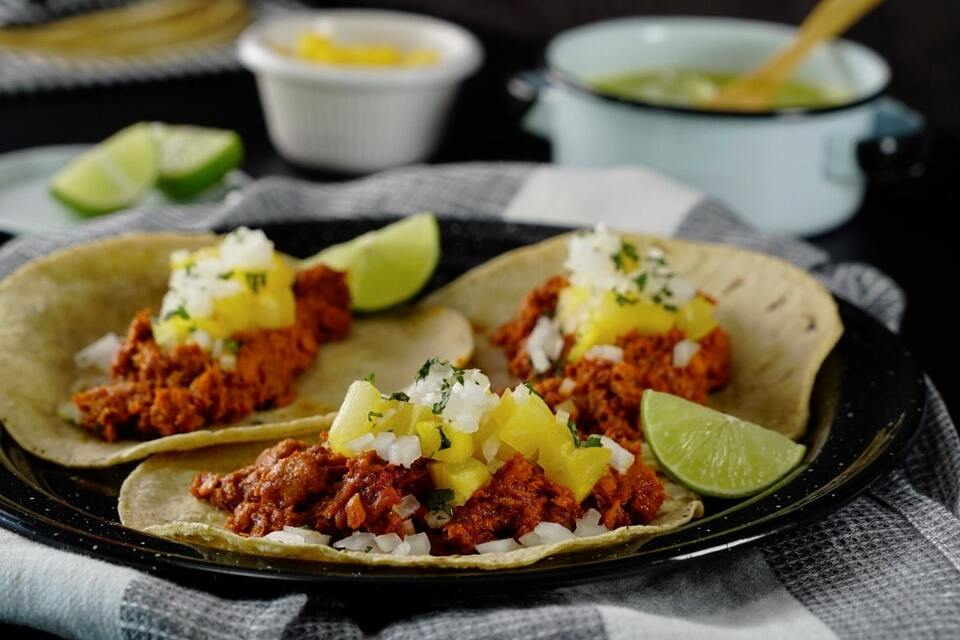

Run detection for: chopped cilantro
[[621, 240, 638, 262], [664, 304, 678, 312], [634, 272, 647, 291], [431, 364, 466, 415], [364, 546, 373, 553], [427, 489, 455, 516], [388, 391, 410, 402], [417, 357, 442, 380], [437, 426, 452, 450], [614, 291, 637, 306], [522, 381, 543, 399], [582, 436, 603, 448], [222, 339, 242, 354], [364, 372, 377, 383], [217, 271, 234, 280], [566, 418, 582, 447], [164, 306, 190, 321], [367, 411, 383, 422], [611, 252, 625, 272], [245, 271, 268, 293], [567, 419, 602, 448], [184, 262, 196, 276]]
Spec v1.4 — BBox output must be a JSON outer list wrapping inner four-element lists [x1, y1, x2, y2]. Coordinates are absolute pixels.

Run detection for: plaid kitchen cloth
[[0, 163, 957, 640], [0, 0, 304, 94]]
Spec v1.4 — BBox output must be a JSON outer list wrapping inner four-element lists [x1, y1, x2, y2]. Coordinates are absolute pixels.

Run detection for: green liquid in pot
[[590, 69, 844, 110]]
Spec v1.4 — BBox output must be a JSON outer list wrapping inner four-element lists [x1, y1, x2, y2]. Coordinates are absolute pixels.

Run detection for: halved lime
[[305, 212, 440, 312], [155, 124, 244, 198], [641, 389, 806, 499], [50, 123, 158, 216]]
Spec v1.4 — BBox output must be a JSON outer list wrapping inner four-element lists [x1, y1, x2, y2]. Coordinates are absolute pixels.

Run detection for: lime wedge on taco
[[156, 124, 244, 198], [642, 389, 806, 498], [305, 212, 440, 312], [50, 123, 158, 216]]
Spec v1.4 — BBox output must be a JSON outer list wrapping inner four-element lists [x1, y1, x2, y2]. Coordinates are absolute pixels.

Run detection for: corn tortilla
[[119, 436, 703, 569], [0, 232, 474, 467]]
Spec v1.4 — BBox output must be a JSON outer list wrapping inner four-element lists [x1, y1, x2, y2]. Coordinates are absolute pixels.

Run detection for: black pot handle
[[857, 97, 928, 183]]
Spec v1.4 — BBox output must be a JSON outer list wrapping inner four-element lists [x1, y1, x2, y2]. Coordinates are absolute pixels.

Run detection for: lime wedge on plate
[[641, 389, 806, 498], [305, 212, 440, 312], [50, 123, 158, 217], [156, 124, 244, 198]]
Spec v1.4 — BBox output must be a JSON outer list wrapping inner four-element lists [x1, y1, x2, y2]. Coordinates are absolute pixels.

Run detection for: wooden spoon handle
[[707, 0, 883, 110]]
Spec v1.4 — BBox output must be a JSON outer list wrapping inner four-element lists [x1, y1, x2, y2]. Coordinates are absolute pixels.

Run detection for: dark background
[[0, 2, 956, 637]]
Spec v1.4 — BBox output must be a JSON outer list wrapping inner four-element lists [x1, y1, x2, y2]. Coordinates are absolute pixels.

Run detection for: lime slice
[[50, 123, 158, 217], [305, 212, 440, 312], [155, 124, 244, 199], [641, 389, 806, 499]]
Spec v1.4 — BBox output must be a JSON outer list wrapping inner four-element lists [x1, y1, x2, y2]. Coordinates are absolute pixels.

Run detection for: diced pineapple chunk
[[537, 441, 611, 502], [375, 401, 433, 436], [430, 458, 491, 505], [675, 295, 717, 341], [417, 420, 473, 463], [496, 392, 567, 459], [328, 381, 381, 456], [568, 291, 675, 361]]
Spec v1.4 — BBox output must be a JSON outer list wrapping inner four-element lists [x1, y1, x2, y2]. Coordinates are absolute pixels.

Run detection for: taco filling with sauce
[[64, 228, 352, 442], [491, 226, 731, 444], [188, 359, 677, 557]]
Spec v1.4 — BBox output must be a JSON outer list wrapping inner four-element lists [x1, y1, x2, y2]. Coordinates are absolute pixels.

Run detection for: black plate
[[0, 219, 927, 595]]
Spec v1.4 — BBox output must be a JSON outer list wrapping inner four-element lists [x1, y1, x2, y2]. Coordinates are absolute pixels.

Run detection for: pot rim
[[545, 16, 891, 119]]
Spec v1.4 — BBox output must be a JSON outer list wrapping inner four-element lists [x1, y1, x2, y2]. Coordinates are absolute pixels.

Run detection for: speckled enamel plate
[[0, 219, 926, 594]]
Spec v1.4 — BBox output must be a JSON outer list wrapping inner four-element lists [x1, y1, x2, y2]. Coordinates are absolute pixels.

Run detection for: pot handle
[[506, 69, 553, 139], [857, 97, 929, 182]]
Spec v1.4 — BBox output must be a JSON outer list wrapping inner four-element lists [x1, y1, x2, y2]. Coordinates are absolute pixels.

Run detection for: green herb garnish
[[364, 372, 377, 383], [367, 411, 383, 422], [634, 272, 647, 291], [417, 357, 441, 381], [522, 381, 543, 399], [388, 392, 410, 402], [164, 306, 190, 321], [217, 271, 234, 280], [614, 291, 637, 306], [582, 435, 603, 448], [427, 489, 455, 516], [437, 426, 452, 450], [245, 271, 268, 293]]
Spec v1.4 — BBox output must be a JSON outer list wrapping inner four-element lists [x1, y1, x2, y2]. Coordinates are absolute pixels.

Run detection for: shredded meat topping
[[74, 264, 351, 442], [439, 454, 581, 554], [191, 439, 431, 539]]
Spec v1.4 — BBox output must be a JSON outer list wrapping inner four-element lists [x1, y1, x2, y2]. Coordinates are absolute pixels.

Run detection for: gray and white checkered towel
[[1, 164, 956, 639]]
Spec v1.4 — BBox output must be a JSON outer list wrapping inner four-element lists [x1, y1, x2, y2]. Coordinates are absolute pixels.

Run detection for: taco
[[425, 226, 842, 440], [117, 227, 836, 568], [119, 359, 703, 569], [0, 227, 473, 467]]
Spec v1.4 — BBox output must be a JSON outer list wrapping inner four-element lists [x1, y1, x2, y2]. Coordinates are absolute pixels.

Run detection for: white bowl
[[239, 9, 483, 173]]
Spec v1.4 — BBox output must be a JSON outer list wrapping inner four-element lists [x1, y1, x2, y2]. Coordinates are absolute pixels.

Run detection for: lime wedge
[[305, 212, 440, 312], [50, 123, 158, 216], [641, 389, 806, 499], [155, 124, 244, 198]]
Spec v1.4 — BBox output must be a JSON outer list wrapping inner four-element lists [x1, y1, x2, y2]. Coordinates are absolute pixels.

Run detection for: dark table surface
[[0, 38, 956, 639]]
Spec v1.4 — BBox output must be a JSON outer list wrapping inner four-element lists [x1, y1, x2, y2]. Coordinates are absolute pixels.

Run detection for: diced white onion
[[74, 332, 121, 373], [189, 330, 212, 351], [574, 509, 608, 538], [672, 339, 701, 368], [374, 533, 403, 553], [373, 432, 396, 460], [475, 538, 522, 554], [392, 494, 421, 519], [404, 532, 431, 556], [526, 316, 564, 374], [218, 353, 237, 371], [559, 377, 576, 396], [481, 435, 501, 463], [518, 531, 543, 547], [57, 400, 81, 424], [669, 277, 697, 305], [346, 433, 376, 455], [533, 521, 576, 544], [391, 541, 411, 556], [555, 410, 570, 427], [333, 531, 377, 552], [425, 510, 451, 528], [405, 361, 499, 433], [387, 435, 421, 468], [600, 435, 636, 473], [584, 345, 623, 363], [263, 526, 331, 546]]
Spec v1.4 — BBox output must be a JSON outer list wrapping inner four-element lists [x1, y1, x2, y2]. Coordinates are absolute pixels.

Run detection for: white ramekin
[[239, 10, 483, 173]]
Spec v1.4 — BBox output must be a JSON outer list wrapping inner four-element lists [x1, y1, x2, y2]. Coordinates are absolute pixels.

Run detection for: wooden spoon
[[705, 0, 883, 111]]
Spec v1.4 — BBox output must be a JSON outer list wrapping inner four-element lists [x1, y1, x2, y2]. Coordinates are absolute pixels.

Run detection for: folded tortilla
[[0, 233, 473, 467], [424, 232, 843, 440], [118, 436, 703, 569]]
